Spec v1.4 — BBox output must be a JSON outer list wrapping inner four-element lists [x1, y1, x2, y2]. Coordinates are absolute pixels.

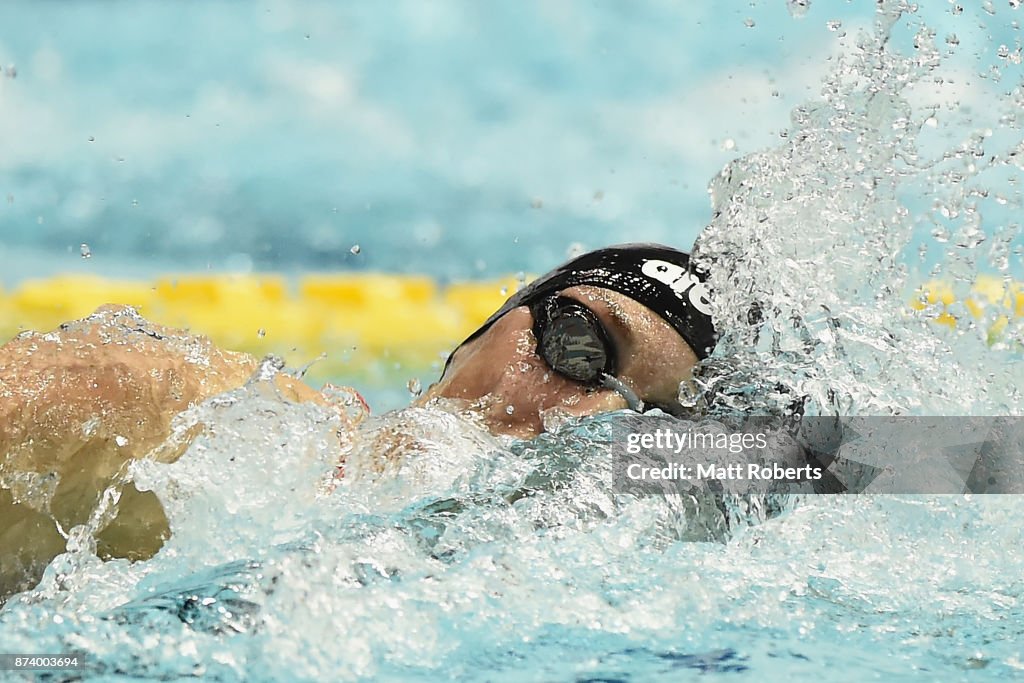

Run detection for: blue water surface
[[0, 0, 921, 283]]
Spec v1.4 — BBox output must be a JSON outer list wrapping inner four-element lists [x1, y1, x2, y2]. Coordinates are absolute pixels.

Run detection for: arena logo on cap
[[640, 259, 713, 315]]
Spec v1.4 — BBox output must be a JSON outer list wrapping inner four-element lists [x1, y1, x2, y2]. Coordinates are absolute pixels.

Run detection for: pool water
[[2, 1, 1024, 681], [4, 378, 1022, 681], [2, 388, 1022, 681]]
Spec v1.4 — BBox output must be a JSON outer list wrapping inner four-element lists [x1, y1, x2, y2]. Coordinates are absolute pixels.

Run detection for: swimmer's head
[[422, 244, 717, 438]]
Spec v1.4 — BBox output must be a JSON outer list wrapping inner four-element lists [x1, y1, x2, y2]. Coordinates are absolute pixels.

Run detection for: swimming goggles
[[529, 295, 649, 413]]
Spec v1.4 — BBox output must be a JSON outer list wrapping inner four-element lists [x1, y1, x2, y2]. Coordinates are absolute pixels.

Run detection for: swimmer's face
[[420, 285, 699, 438]]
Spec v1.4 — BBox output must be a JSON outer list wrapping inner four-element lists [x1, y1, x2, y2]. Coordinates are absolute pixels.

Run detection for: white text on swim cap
[[640, 259, 713, 316]]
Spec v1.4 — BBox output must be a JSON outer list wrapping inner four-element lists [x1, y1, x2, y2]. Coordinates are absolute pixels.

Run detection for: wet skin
[[422, 285, 700, 438]]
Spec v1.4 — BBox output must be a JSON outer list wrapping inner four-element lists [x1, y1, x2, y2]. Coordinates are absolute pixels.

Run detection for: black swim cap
[[446, 243, 718, 370]]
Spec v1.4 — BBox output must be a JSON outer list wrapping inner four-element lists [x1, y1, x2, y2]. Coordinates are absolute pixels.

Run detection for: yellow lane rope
[[0, 273, 524, 382], [910, 275, 1024, 343], [1, 273, 1020, 383]]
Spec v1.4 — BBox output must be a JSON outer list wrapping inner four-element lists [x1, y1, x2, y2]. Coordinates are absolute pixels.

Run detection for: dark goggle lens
[[531, 297, 614, 384]]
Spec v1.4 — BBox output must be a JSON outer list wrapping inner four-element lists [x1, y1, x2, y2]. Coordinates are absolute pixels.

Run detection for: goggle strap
[[600, 373, 645, 413]]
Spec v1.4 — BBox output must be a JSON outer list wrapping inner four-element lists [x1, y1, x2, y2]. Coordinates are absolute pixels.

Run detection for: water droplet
[[4, 64, 16, 79], [952, 4, 964, 15], [257, 328, 266, 338], [407, 378, 422, 397], [350, 244, 361, 255], [1012, 0, 1021, 9], [722, 138, 736, 151], [500, 287, 509, 296], [925, 116, 938, 127], [87, 135, 95, 142], [743, 18, 756, 28], [530, 198, 543, 209], [505, 405, 515, 415], [983, 0, 995, 15], [114, 435, 128, 447], [540, 407, 572, 432], [956, 229, 986, 249], [566, 242, 585, 258], [677, 382, 701, 408], [787, 0, 811, 18], [81, 417, 100, 437], [992, 252, 1010, 271], [80, 243, 92, 259], [250, 354, 285, 383], [826, 19, 842, 32], [946, 33, 960, 46]]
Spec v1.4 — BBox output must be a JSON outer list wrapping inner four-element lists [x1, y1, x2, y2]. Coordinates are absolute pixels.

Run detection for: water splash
[[693, 0, 1024, 418], [787, 0, 811, 19]]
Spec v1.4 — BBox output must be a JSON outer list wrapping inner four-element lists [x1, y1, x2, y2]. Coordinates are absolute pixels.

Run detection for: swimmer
[[421, 243, 717, 438], [0, 243, 716, 599], [0, 305, 344, 601]]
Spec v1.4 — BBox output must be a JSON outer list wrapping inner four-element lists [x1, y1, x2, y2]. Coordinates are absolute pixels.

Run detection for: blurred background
[[0, 1, 1019, 408]]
